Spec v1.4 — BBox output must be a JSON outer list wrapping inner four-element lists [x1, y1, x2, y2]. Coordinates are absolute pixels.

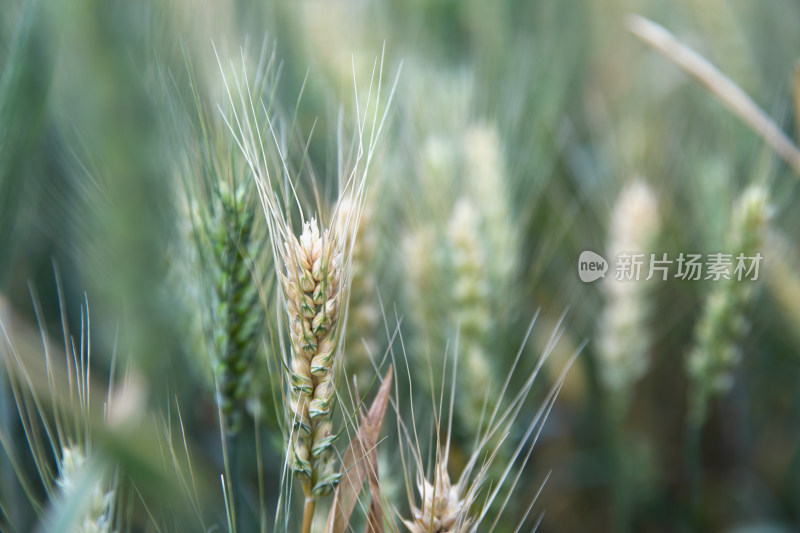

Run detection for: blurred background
[[1, 0, 800, 531]]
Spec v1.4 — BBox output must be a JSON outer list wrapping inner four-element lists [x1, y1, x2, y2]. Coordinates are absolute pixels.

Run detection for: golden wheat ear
[[216, 44, 400, 532]]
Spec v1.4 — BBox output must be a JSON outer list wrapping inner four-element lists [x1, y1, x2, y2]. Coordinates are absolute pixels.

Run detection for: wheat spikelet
[[402, 462, 471, 533], [174, 172, 267, 436], [399, 78, 518, 419]]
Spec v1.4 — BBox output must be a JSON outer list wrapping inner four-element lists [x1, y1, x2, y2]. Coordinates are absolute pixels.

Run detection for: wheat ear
[[446, 197, 492, 435], [216, 45, 400, 531], [597, 179, 660, 410], [208, 182, 265, 435], [687, 186, 770, 423], [281, 218, 344, 497]]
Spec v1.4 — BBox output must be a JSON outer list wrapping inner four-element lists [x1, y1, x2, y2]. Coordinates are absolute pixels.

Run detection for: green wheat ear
[[687, 186, 771, 424], [206, 181, 266, 435]]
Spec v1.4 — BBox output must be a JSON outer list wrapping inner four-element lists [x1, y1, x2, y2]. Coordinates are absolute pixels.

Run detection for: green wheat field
[[1, 0, 799, 531]]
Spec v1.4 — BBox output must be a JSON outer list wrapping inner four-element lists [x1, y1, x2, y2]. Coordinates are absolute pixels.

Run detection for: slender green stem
[[604, 392, 631, 533], [684, 397, 704, 532], [227, 431, 243, 532]]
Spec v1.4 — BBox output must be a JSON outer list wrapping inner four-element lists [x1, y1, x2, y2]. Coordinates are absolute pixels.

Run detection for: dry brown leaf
[[327, 366, 393, 533]]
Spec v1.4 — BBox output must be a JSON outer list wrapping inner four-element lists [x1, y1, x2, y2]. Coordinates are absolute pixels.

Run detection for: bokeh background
[[2, 0, 800, 531]]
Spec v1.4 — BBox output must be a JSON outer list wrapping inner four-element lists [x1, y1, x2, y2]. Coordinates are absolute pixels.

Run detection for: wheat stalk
[[627, 14, 800, 177]]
